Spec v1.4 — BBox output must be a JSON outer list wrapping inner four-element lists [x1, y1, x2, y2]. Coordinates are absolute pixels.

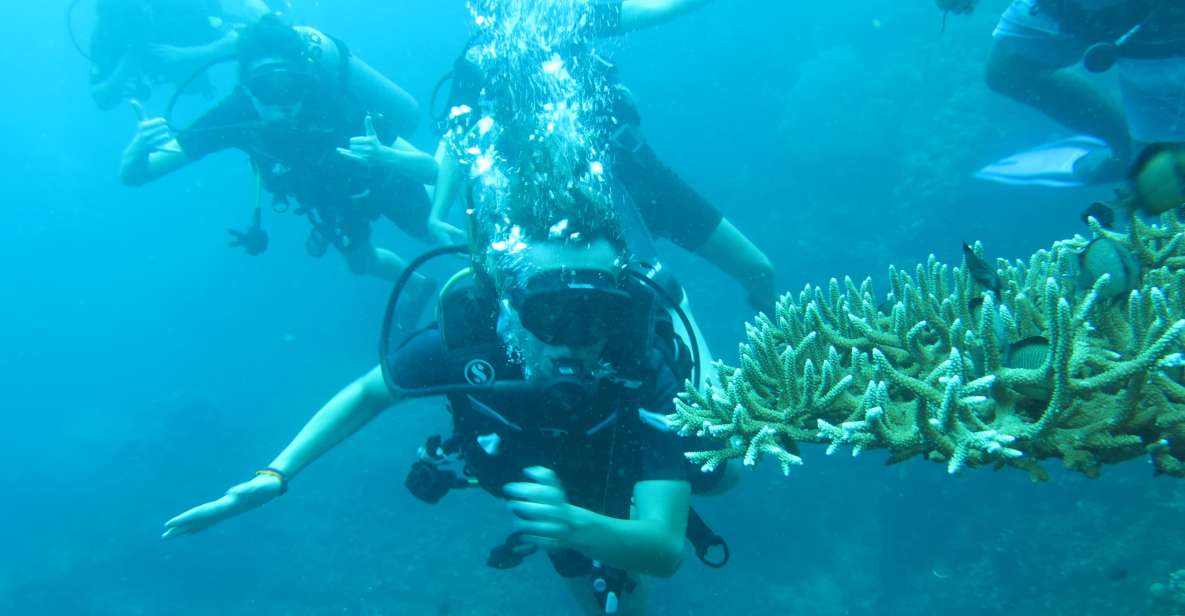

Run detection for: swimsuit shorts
[[994, 0, 1185, 142]]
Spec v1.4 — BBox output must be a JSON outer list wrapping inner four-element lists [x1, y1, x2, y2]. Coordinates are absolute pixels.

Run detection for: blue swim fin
[[975, 136, 1115, 188]]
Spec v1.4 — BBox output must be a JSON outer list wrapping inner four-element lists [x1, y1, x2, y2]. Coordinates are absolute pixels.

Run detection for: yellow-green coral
[[674, 212, 1185, 480]]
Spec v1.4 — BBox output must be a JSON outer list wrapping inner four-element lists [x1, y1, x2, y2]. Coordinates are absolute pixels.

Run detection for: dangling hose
[[254, 164, 264, 217], [428, 70, 456, 134], [67, 0, 92, 61], [379, 244, 473, 393], [163, 54, 239, 133]]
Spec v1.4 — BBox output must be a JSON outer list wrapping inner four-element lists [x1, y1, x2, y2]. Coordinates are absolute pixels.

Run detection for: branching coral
[[673, 212, 1185, 480]]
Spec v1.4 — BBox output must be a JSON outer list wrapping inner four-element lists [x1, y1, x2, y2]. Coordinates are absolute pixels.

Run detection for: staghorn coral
[[1150, 569, 1185, 615], [673, 212, 1185, 480]]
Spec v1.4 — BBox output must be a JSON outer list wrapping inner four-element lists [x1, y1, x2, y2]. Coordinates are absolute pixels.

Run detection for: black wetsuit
[[384, 272, 725, 577], [387, 326, 693, 515], [447, 1, 725, 252], [176, 87, 431, 251], [1038, 0, 1185, 55]]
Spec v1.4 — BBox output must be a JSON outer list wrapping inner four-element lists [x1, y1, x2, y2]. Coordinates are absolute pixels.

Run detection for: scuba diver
[[957, 0, 1185, 187], [119, 14, 439, 308], [429, 0, 778, 315], [159, 165, 737, 614], [84, 0, 271, 111]]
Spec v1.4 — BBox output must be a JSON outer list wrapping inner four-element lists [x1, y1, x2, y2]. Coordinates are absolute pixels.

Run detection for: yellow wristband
[[255, 468, 288, 494]]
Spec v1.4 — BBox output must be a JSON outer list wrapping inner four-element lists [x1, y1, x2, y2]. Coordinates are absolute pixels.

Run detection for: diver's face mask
[[243, 61, 314, 117], [505, 269, 631, 349]]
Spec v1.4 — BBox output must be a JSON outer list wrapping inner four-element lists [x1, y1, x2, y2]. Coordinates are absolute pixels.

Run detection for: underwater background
[[2, 0, 1182, 614]]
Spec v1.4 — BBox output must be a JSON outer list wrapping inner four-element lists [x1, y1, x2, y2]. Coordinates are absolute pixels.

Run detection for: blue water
[[2, 1, 1180, 614]]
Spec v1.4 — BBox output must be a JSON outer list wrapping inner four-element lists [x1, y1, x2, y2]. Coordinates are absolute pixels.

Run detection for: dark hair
[[236, 14, 306, 69], [469, 131, 626, 282], [464, 130, 630, 292]]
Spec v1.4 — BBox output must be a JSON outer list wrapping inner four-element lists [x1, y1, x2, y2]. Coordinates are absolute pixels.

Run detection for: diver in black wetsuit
[[160, 165, 736, 614], [117, 15, 438, 309], [974, 0, 1185, 179], [87, 0, 271, 110], [429, 0, 778, 315]]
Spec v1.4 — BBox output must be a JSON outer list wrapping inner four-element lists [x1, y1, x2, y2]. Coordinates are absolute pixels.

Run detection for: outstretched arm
[[161, 367, 396, 539], [621, 0, 716, 32], [268, 367, 395, 478]]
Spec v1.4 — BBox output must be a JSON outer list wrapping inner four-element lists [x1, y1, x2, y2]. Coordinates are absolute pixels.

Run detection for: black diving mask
[[244, 62, 315, 106], [506, 269, 632, 348]]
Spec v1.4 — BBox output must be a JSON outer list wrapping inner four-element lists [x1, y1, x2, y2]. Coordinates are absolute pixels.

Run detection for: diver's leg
[[692, 219, 777, 315], [558, 564, 650, 615], [613, 143, 776, 313], [560, 575, 608, 616], [338, 237, 407, 282], [338, 237, 436, 329], [1116, 56, 1185, 145], [985, 42, 1131, 155], [985, 0, 1131, 155]]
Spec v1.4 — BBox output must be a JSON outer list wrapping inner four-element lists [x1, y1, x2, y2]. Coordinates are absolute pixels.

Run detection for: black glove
[[228, 208, 269, 256]]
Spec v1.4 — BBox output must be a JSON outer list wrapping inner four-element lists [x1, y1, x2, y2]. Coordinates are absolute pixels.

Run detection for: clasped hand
[[503, 466, 587, 552]]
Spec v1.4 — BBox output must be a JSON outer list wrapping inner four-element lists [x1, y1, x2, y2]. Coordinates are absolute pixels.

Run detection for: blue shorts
[[994, 0, 1185, 143]]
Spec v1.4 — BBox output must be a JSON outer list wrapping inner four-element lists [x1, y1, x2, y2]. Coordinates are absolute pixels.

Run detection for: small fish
[[1005, 336, 1050, 370], [1080, 201, 1116, 230], [962, 243, 1003, 297], [1107, 567, 1130, 582], [1129, 144, 1185, 216], [1004, 336, 1052, 400], [1076, 237, 1142, 302]]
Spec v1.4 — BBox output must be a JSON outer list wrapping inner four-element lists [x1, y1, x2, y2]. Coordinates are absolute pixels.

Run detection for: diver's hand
[[161, 474, 283, 539], [125, 99, 179, 156], [228, 208, 269, 255], [428, 217, 466, 246], [504, 466, 588, 551], [337, 115, 392, 167]]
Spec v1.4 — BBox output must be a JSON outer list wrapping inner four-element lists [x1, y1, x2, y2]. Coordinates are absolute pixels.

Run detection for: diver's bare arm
[[620, 0, 715, 32], [384, 138, 440, 185], [120, 140, 191, 186], [190, 31, 242, 62], [268, 366, 397, 479], [567, 479, 691, 578], [430, 153, 465, 223]]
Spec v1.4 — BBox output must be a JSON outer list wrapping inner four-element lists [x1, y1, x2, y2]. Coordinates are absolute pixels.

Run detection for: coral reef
[[1150, 569, 1185, 615], [672, 212, 1185, 480]]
